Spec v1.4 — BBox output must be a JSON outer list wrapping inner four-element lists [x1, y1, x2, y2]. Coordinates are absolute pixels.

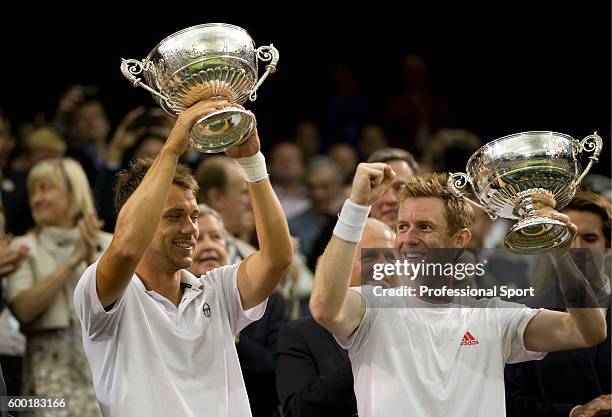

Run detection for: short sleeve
[[334, 286, 376, 351], [209, 263, 267, 335], [498, 302, 547, 363], [73, 261, 126, 341]]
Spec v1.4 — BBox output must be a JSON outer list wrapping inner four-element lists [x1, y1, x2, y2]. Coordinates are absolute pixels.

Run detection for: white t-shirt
[[74, 262, 266, 417], [337, 287, 546, 417]]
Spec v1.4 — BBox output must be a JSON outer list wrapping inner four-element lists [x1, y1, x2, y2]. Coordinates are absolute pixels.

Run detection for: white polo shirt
[[74, 262, 266, 417], [337, 287, 546, 417]]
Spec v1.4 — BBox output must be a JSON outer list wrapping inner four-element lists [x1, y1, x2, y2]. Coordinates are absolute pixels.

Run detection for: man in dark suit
[[505, 191, 611, 417], [276, 218, 395, 417]]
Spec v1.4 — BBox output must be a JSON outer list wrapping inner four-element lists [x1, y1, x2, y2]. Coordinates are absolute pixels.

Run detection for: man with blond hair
[[310, 165, 607, 417]]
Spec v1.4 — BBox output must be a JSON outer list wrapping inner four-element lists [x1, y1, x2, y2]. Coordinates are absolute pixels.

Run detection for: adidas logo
[[460, 331, 479, 346]]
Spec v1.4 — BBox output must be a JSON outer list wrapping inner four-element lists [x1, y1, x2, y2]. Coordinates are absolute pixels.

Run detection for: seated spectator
[[327, 142, 359, 185], [289, 156, 342, 260], [5, 158, 112, 417], [269, 142, 310, 221]]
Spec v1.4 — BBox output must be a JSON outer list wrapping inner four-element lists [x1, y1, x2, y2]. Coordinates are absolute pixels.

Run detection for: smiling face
[[395, 197, 470, 251], [188, 213, 229, 276], [29, 179, 74, 228], [147, 185, 200, 272]]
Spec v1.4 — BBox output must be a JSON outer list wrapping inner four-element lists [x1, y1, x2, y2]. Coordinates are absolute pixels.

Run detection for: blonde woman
[[6, 158, 111, 417]]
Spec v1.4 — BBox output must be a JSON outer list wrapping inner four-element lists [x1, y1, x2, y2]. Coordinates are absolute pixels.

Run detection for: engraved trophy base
[[190, 107, 256, 153], [505, 215, 571, 254]]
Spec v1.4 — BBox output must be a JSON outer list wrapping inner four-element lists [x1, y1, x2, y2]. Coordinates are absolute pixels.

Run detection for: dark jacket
[[238, 291, 288, 417], [276, 318, 357, 417], [505, 306, 611, 417]]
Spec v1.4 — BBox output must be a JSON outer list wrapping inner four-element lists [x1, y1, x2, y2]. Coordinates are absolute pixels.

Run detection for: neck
[[136, 253, 183, 307], [46, 217, 77, 228]]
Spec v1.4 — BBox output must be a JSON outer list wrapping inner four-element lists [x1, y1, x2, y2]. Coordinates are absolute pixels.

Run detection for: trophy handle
[[249, 44, 280, 102], [447, 172, 498, 220], [120, 58, 171, 103], [572, 131, 603, 186]]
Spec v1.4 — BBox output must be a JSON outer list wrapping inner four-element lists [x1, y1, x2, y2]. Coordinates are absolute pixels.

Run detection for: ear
[[454, 228, 472, 248]]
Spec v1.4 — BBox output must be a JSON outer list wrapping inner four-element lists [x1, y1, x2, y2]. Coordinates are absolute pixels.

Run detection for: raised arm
[[523, 208, 607, 352], [96, 100, 229, 308], [310, 163, 395, 342], [225, 116, 293, 310]]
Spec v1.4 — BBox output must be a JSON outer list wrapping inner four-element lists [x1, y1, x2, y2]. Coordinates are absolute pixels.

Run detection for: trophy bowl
[[448, 131, 603, 254], [120, 23, 279, 153]]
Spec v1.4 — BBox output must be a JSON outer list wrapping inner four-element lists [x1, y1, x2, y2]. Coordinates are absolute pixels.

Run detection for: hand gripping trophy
[[448, 131, 603, 254], [120, 23, 279, 153]]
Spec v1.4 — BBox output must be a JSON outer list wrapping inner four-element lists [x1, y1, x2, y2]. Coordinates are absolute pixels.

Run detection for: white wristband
[[568, 405, 580, 417], [234, 151, 268, 183], [333, 199, 371, 243]]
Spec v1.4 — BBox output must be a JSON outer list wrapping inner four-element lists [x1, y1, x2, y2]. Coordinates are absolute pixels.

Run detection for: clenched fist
[[349, 163, 396, 206]]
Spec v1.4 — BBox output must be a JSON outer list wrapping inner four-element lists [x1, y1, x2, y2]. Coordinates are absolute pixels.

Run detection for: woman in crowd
[[5, 158, 111, 417]]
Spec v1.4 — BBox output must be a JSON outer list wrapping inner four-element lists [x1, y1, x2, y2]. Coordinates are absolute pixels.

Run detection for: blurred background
[[0, 3, 609, 173]]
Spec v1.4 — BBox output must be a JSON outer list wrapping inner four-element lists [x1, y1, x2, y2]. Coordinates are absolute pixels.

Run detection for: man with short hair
[[289, 156, 342, 260], [195, 156, 255, 263], [310, 165, 607, 417], [54, 85, 111, 184], [74, 100, 293, 417], [269, 141, 310, 221]]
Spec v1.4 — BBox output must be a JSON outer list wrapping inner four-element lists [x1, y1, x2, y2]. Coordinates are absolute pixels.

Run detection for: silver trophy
[[120, 23, 279, 153], [448, 131, 603, 254]]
